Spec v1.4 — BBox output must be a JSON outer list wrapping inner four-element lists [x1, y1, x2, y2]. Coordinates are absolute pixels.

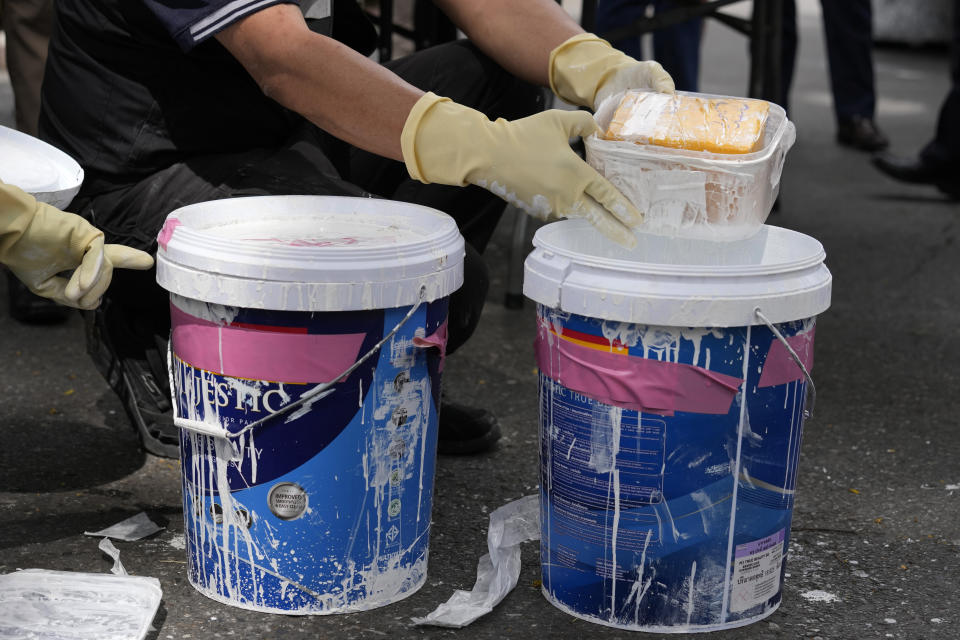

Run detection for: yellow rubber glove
[[550, 33, 675, 111], [0, 181, 154, 309], [401, 92, 643, 247]]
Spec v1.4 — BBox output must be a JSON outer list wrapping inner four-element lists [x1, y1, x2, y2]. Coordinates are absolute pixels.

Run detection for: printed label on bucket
[[536, 306, 813, 631], [730, 529, 785, 613], [170, 296, 448, 613]]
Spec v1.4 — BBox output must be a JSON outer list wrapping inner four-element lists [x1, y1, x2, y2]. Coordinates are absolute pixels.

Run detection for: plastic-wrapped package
[[604, 91, 770, 154], [587, 91, 796, 242]]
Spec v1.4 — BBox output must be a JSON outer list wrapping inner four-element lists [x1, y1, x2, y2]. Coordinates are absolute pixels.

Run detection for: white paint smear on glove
[[412, 494, 540, 628]]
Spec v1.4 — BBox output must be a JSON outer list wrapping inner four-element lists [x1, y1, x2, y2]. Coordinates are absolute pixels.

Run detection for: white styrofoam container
[[586, 91, 797, 242], [0, 125, 83, 209]]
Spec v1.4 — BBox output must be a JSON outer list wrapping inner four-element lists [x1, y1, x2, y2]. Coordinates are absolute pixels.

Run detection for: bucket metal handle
[[169, 286, 428, 439], [755, 308, 816, 420]]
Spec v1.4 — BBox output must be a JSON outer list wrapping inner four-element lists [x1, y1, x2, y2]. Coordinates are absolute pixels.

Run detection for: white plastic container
[[0, 125, 83, 208], [0, 569, 162, 640], [586, 92, 796, 242]]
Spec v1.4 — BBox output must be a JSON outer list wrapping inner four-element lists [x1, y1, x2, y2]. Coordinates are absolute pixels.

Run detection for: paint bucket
[[523, 222, 832, 632], [155, 196, 464, 614]]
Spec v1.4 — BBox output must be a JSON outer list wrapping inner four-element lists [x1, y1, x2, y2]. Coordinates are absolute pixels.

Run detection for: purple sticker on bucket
[[735, 529, 786, 558]]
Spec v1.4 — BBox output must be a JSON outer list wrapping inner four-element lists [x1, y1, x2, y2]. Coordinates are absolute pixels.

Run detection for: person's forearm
[[217, 5, 422, 161], [435, 0, 584, 87]]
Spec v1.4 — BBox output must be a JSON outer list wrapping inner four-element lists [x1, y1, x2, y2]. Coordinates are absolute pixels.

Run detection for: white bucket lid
[[0, 125, 84, 209], [156, 195, 465, 312], [524, 220, 832, 327]]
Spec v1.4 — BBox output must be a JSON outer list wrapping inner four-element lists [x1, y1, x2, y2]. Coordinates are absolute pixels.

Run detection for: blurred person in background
[[1, 0, 51, 136], [595, 0, 703, 92], [872, 0, 959, 199], [780, 0, 889, 151]]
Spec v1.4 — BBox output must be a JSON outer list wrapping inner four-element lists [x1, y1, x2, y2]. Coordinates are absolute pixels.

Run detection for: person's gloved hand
[[401, 92, 643, 247], [0, 182, 154, 309], [550, 33, 675, 111]]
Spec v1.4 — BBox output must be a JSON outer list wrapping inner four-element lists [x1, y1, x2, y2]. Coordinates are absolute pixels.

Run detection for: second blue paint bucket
[[524, 222, 832, 632]]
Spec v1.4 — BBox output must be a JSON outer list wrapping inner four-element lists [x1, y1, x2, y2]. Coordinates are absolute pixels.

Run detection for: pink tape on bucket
[[758, 328, 815, 388], [170, 303, 366, 383], [535, 329, 743, 415], [413, 320, 448, 372], [157, 218, 182, 250]]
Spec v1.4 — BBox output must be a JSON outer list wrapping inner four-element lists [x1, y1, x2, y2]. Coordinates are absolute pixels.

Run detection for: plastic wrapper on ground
[[412, 494, 540, 628]]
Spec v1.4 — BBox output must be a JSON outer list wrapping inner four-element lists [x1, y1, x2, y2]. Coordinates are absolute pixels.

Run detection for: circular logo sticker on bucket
[[267, 482, 308, 521]]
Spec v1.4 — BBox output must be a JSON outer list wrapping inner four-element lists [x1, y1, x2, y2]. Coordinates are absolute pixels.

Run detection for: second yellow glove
[[550, 33, 675, 111], [0, 182, 155, 309], [401, 92, 644, 247]]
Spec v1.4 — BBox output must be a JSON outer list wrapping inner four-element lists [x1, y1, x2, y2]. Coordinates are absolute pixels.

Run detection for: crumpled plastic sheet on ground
[[99, 538, 128, 576], [0, 569, 162, 640], [84, 512, 164, 541], [412, 494, 540, 628]]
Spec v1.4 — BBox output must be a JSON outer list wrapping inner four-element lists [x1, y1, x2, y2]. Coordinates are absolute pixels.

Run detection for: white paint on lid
[[156, 196, 465, 312], [523, 220, 832, 327]]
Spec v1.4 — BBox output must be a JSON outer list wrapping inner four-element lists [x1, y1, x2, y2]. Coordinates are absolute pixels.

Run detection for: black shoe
[[84, 303, 180, 458], [837, 116, 889, 152], [6, 271, 70, 324], [872, 153, 960, 198], [437, 400, 501, 455]]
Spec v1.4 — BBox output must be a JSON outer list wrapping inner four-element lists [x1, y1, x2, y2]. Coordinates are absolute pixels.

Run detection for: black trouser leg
[[820, 0, 876, 121], [920, 1, 960, 168]]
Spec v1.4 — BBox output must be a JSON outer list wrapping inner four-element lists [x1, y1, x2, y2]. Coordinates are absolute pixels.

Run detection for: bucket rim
[[156, 195, 466, 311], [530, 221, 826, 277], [160, 195, 462, 263]]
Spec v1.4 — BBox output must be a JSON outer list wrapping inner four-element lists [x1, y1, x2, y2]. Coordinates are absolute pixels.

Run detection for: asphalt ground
[[1, 2, 958, 639]]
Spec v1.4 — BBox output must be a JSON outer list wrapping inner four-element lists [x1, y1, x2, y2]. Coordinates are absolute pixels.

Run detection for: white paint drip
[[689, 490, 713, 535], [686, 561, 697, 626], [609, 467, 621, 620], [720, 325, 751, 622]]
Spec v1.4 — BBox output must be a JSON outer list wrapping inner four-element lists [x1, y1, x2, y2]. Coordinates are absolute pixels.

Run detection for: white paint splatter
[[800, 590, 839, 603]]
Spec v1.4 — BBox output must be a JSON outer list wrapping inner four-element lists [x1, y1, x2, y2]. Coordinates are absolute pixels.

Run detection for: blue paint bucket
[[155, 196, 464, 613], [524, 223, 832, 632]]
